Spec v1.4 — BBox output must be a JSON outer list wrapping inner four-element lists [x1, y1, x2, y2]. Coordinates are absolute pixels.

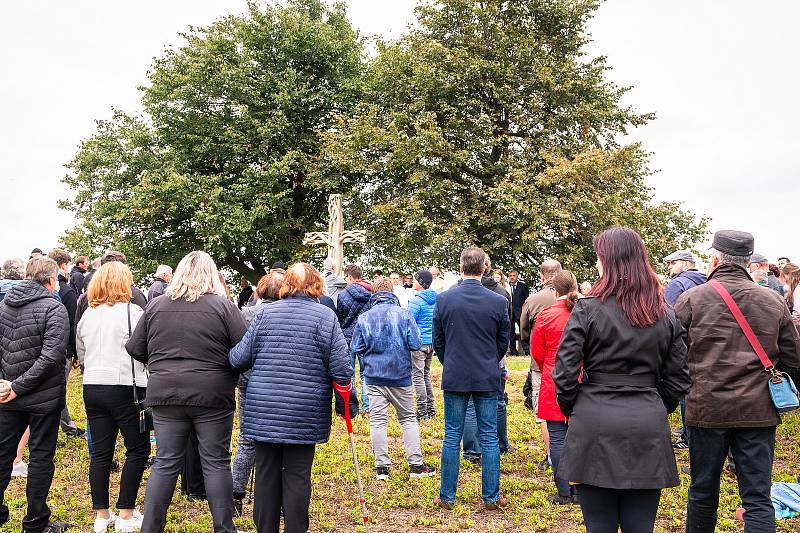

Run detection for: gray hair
[[2, 258, 26, 280], [460, 247, 486, 276], [26, 257, 59, 286], [155, 264, 173, 279], [323, 256, 337, 273], [712, 249, 750, 270]]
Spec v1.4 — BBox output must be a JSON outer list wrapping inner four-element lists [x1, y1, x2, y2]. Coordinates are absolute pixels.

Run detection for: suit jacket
[[519, 284, 556, 346], [433, 279, 509, 393], [509, 281, 530, 321]]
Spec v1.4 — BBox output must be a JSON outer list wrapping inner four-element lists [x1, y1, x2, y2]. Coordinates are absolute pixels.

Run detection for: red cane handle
[[332, 381, 354, 433]]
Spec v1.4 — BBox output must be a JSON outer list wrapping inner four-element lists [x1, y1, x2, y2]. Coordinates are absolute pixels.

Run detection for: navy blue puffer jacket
[[229, 294, 353, 444], [336, 280, 373, 343]]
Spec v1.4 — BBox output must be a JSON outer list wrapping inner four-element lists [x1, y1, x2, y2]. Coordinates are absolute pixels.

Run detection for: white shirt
[[77, 302, 147, 387], [393, 285, 413, 308]]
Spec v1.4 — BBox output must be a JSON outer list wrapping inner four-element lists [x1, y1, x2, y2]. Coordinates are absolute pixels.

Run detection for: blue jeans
[[440, 391, 500, 504], [546, 421, 571, 497], [462, 375, 508, 457], [351, 352, 370, 413]]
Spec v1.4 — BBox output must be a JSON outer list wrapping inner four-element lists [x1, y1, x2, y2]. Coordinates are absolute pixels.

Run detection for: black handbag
[[128, 303, 153, 433]]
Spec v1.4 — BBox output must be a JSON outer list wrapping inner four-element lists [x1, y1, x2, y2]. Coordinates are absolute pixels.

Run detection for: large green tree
[[323, 0, 706, 281], [61, 0, 363, 281]]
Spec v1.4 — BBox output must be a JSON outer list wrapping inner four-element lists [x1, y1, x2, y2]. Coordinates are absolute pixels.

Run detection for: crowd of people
[[0, 226, 799, 533]]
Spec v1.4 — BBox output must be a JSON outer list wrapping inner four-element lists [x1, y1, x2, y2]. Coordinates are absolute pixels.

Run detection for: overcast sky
[[1, 1, 797, 264]]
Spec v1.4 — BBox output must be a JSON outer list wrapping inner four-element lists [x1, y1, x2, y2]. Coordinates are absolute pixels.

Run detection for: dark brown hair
[[47, 248, 71, 267], [781, 262, 800, 309], [551, 270, 579, 311], [591, 227, 666, 328]]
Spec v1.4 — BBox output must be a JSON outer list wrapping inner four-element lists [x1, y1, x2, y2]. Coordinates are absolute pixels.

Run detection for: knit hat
[[414, 270, 433, 289]]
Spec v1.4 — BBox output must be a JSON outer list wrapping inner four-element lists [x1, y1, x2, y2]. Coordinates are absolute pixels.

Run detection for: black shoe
[[376, 466, 390, 481], [548, 494, 575, 505], [186, 493, 207, 502], [40, 521, 72, 532], [523, 397, 533, 410], [537, 457, 551, 472], [110, 460, 121, 473], [410, 464, 436, 478], [233, 496, 244, 517], [463, 454, 481, 465], [500, 445, 514, 455], [63, 427, 86, 438]]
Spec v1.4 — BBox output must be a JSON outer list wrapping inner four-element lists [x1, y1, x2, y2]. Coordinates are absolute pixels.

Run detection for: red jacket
[[531, 298, 571, 421]]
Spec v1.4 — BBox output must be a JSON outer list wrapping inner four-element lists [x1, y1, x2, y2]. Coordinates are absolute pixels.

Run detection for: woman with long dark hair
[[553, 227, 690, 532]]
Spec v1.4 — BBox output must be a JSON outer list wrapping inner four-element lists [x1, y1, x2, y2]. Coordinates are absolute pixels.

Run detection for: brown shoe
[[484, 495, 508, 510], [433, 497, 453, 510]]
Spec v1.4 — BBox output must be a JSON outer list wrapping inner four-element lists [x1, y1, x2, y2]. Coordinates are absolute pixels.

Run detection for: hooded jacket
[[408, 289, 437, 345], [0, 280, 69, 414], [325, 271, 347, 305], [664, 270, 707, 307], [674, 264, 800, 427], [351, 292, 422, 387], [336, 279, 373, 343]]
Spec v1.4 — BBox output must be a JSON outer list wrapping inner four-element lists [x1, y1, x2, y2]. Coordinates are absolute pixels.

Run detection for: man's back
[[0, 280, 69, 414], [433, 279, 510, 393], [675, 264, 800, 427]]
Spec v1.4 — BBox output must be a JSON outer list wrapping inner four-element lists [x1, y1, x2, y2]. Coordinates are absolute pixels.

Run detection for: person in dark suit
[[553, 227, 690, 532], [433, 247, 510, 511], [507, 271, 529, 355]]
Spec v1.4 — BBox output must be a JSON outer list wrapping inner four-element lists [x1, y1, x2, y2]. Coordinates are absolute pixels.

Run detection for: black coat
[[147, 279, 169, 301], [126, 293, 248, 410], [0, 280, 70, 414], [57, 273, 78, 359], [69, 265, 86, 295], [433, 279, 510, 393], [509, 281, 530, 321], [553, 296, 690, 489]]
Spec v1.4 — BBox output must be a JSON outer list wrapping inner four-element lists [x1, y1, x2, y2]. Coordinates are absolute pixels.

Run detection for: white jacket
[[77, 302, 147, 387]]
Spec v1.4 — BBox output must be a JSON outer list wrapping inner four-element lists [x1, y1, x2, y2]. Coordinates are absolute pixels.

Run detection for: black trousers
[[84, 385, 150, 510], [254, 442, 316, 533], [509, 318, 520, 355], [576, 484, 661, 533], [686, 426, 776, 532], [141, 406, 235, 533], [0, 409, 60, 532]]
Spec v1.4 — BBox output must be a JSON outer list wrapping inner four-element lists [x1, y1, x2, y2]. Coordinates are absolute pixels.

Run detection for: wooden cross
[[303, 194, 366, 276]]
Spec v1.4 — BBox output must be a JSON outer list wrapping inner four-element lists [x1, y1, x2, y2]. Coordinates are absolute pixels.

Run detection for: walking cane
[[333, 381, 370, 532]]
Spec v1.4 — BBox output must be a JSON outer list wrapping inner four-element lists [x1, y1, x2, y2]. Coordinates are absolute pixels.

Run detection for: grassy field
[[2, 356, 799, 532]]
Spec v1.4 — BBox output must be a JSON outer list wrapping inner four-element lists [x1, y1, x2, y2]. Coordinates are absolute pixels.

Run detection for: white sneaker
[[11, 460, 28, 478], [115, 510, 143, 532], [93, 512, 117, 533]]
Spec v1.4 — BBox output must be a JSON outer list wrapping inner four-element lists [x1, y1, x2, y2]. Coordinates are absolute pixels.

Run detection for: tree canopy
[[62, 0, 706, 283], [62, 0, 363, 281]]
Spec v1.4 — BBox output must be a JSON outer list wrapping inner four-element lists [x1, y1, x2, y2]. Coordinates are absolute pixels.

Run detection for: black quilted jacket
[[0, 280, 69, 414]]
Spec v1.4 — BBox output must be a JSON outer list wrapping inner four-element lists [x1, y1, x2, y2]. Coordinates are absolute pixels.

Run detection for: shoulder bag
[[128, 303, 154, 432], [708, 279, 799, 413]]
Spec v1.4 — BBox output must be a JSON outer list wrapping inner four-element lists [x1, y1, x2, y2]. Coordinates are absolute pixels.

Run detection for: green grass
[[2, 357, 799, 531]]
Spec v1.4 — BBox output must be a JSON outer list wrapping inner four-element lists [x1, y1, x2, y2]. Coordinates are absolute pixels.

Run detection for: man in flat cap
[[663, 250, 706, 307], [663, 250, 706, 451], [674, 230, 800, 532], [748, 253, 785, 295]]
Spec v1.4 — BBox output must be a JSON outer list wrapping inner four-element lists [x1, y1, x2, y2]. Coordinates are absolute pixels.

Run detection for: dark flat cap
[[711, 230, 754, 257], [749, 253, 768, 264]]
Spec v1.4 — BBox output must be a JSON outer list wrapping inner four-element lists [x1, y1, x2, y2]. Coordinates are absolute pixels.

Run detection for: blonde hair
[[166, 251, 227, 302], [88, 262, 133, 308], [279, 263, 325, 299]]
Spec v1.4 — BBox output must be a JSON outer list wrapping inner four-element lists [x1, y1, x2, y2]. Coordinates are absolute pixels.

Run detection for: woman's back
[[78, 303, 145, 386], [230, 295, 352, 444], [127, 293, 247, 410]]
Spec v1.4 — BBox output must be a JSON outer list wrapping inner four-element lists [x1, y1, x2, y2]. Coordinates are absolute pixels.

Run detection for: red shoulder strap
[[707, 279, 773, 371]]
